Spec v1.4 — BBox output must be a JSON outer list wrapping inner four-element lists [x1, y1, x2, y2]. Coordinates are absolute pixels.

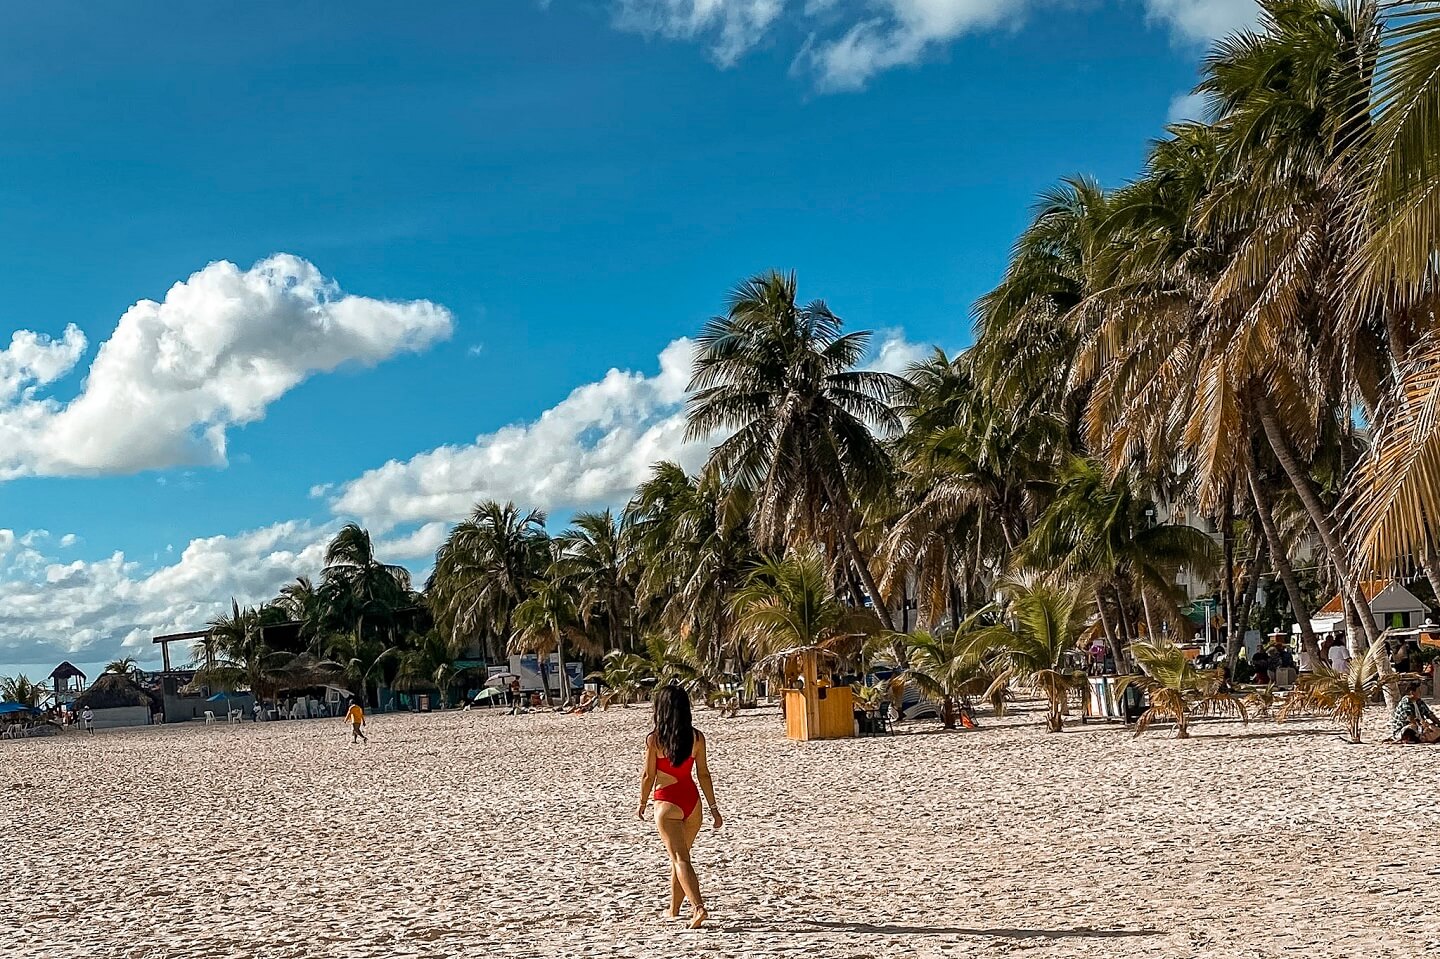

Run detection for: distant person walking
[[252, 701, 262, 723], [81, 707, 94, 734], [636, 685, 722, 928], [344, 701, 367, 744]]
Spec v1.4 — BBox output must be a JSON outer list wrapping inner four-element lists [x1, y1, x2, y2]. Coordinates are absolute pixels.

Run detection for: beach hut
[[48, 662, 87, 704], [72, 673, 158, 729], [1303, 579, 1430, 637], [772, 646, 854, 741]]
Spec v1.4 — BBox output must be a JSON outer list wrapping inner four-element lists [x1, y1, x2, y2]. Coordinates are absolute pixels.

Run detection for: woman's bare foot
[[688, 908, 708, 929], [665, 908, 683, 920]]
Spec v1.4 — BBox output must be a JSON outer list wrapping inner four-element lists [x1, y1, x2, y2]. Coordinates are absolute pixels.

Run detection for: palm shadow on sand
[[712, 920, 1159, 939]]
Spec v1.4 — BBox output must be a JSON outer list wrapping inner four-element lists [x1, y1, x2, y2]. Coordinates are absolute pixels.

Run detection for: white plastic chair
[[203, 711, 217, 724]]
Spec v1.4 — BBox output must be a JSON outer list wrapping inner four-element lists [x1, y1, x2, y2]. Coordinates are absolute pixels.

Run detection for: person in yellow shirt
[[343, 701, 367, 744]]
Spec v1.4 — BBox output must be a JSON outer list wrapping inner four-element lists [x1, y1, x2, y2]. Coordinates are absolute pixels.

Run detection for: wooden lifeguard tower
[[778, 647, 854, 741]]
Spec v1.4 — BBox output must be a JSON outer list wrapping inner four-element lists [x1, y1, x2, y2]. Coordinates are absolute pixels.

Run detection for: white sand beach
[[4, 706, 1439, 959]]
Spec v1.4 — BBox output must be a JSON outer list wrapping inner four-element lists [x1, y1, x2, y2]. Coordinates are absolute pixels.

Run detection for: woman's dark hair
[[653, 685, 695, 766]]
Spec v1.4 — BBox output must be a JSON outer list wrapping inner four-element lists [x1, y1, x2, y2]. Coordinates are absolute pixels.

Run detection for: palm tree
[[275, 575, 327, 653], [972, 578, 1091, 732], [883, 627, 994, 730], [1278, 645, 1386, 743], [103, 657, 142, 681], [511, 573, 589, 705], [320, 524, 413, 649], [686, 270, 905, 629], [588, 650, 652, 708], [1019, 458, 1219, 663], [883, 349, 1064, 632], [1059, 4, 1396, 674], [730, 549, 882, 668], [195, 599, 294, 699], [427, 501, 549, 660], [640, 632, 724, 701], [1122, 641, 1251, 739], [1343, 5, 1440, 584], [392, 631, 459, 704], [0, 674, 45, 709], [624, 462, 759, 670], [325, 630, 396, 708], [552, 509, 634, 653]]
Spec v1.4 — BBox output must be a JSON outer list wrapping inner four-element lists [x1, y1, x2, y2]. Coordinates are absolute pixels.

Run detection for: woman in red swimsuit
[[636, 685, 723, 928]]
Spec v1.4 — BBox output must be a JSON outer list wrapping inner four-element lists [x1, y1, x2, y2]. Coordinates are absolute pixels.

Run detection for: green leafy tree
[[1122, 642, 1250, 739], [973, 578, 1091, 732], [687, 271, 904, 629], [428, 501, 550, 660]]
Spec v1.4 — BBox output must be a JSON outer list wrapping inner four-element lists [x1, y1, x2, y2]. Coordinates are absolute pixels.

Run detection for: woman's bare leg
[[655, 803, 706, 926], [668, 862, 683, 917]]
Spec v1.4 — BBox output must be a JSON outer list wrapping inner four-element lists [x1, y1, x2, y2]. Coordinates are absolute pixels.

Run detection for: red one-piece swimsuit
[[653, 754, 700, 817]]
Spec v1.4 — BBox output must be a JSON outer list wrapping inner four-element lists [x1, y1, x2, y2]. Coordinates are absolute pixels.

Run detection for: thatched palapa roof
[[73, 673, 159, 711], [49, 660, 86, 681]]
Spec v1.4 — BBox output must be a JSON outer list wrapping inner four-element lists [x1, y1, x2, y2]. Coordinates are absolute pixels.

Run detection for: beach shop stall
[[771, 646, 854, 741]]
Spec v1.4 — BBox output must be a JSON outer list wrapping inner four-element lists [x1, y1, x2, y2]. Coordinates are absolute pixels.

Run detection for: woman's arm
[[693, 733, 723, 830], [636, 734, 657, 818]]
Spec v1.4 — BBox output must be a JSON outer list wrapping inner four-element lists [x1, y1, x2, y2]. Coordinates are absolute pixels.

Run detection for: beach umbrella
[[485, 672, 520, 688], [471, 687, 505, 704], [0, 702, 35, 716]]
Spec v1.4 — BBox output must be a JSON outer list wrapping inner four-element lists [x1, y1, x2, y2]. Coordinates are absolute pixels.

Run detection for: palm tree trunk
[[556, 630, 571, 707], [821, 471, 897, 632], [1342, 593, 1399, 706], [538, 645, 554, 705], [948, 572, 963, 633], [1112, 584, 1135, 650], [1422, 549, 1440, 608], [1234, 532, 1268, 666], [1221, 500, 1241, 671], [1255, 396, 1381, 650], [1095, 588, 1120, 669], [1249, 467, 1320, 662], [1141, 590, 1159, 644]]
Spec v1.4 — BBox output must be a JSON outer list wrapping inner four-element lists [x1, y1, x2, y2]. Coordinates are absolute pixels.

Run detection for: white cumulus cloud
[[1144, 0, 1259, 44], [329, 332, 928, 533], [0, 521, 334, 667], [609, 0, 1264, 90], [615, 0, 786, 65], [331, 338, 707, 531], [0, 255, 453, 480]]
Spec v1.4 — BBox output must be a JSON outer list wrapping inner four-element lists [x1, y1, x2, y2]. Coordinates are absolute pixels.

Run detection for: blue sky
[[0, 0, 1258, 674]]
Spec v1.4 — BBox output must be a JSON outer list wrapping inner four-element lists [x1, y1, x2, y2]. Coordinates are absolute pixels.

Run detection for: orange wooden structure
[[779, 648, 854, 741]]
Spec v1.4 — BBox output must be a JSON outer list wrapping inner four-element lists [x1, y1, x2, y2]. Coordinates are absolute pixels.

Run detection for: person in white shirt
[[80, 707, 94, 733], [1298, 644, 1317, 672], [1327, 639, 1351, 673]]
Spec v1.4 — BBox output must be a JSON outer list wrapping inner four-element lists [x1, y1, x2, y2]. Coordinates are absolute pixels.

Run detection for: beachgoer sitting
[[564, 690, 597, 714], [1250, 649, 1272, 685], [1391, 682, 1440, 744]]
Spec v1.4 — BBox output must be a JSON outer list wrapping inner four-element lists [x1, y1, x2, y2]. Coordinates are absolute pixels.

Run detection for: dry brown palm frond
[[1244, 683, 1279, 719], [1191, 690, 1251, 724], [1133, 685, 1190, 738], [1277, 650, 1382, 744], [1347, 336, 1440, 574], [1348, 4, 1440, 311]]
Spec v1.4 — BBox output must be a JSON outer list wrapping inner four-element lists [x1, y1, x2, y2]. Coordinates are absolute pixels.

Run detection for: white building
[[1298, 579, 1431, 638]]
